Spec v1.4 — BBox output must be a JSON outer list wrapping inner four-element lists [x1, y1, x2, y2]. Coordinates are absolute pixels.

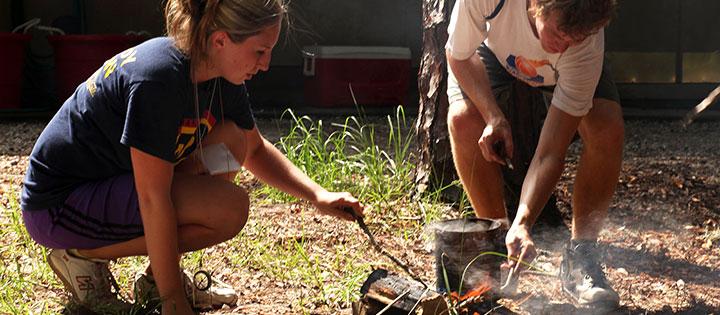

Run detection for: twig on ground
[[375, 289, 410, 315]]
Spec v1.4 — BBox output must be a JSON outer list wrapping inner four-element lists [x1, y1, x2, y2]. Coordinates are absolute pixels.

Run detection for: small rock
[[616, 268, 629, 276], [676, 279, 685, 288]]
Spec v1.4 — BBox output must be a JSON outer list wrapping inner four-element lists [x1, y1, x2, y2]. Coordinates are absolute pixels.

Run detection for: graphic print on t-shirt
[[505, 55, 553, 84], [174, 109, 216, 160], [85, 47, 138, 97]]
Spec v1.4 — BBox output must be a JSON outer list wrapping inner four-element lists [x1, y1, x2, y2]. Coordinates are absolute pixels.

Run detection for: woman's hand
[[478, 117, 513, 166], [312, 191, 364, 221]]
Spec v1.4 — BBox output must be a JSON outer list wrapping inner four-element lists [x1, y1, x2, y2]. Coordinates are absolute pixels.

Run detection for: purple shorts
[[22, 174, 144, 249]]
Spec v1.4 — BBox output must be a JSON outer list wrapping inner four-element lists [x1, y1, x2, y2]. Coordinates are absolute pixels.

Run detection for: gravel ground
[[1, 117, 719, 314]]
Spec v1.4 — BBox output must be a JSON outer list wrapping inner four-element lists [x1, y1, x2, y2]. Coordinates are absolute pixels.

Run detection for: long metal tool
[[682, 84, 720, 128], [343, 207, 429, 288]]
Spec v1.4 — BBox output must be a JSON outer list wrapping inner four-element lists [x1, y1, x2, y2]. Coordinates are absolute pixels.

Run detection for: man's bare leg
[[447, 99, 507, 219], [572, 98, 624, 240]]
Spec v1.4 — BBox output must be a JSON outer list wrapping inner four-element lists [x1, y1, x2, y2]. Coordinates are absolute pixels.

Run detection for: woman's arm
[[130, 148, 192, 312], [242, 127, 362, 220]]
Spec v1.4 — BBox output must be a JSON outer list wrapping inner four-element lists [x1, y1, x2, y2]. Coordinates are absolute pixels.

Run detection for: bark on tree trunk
[[416, 0, 563, 225], [415, 0, 456, 198]]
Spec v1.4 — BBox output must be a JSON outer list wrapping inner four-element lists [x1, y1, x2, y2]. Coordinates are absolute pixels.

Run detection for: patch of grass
[[252, 107, 416, 209], [190, 217, 373, 311], [0, 185, 62, 314], [230, 107, 460, 310]]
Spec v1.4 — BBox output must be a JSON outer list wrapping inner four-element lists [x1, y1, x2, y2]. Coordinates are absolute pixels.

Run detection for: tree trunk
[[415, 0, 456, 198], [416, 0, 563, 226]]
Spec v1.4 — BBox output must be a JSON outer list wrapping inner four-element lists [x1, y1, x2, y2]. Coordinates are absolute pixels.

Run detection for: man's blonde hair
[[534, 0, 617, 39]]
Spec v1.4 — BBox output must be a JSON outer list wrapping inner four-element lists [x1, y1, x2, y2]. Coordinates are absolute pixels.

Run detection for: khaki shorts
[[447, 44, 620, 107]]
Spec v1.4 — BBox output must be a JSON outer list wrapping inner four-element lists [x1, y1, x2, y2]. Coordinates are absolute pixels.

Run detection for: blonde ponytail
[[165, 0, 285, 66]]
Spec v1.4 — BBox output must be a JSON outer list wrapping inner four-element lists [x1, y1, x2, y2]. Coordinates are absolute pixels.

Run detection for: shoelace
[[582, 260, 609, 287], [572, 250, 609, 288], [184, 272, 215, 307]]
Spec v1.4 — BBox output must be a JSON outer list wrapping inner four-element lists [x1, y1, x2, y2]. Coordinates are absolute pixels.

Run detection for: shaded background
[[1, 0, 719, 113]]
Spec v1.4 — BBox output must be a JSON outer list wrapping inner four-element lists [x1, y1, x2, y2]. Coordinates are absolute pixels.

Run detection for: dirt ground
[[0, 117, 718, 314]]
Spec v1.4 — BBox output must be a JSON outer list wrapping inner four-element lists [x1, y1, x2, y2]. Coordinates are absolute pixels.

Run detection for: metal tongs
[[342, 207, 429, 288], [499, 264, 520, 296]]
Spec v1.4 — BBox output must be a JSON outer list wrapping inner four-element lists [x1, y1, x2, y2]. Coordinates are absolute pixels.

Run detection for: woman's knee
[[173, 175, 249, 240], [219, 189, 249, 241], [447, 100, 483, 140]]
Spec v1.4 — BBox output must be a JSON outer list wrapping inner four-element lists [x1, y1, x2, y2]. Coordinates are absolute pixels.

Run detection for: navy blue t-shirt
[[21, 37, 255, 211]]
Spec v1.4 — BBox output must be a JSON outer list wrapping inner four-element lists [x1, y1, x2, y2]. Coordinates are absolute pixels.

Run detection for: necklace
[[193, 78, 219, 173]]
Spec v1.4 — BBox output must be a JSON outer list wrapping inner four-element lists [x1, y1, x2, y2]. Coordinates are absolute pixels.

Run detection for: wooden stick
[[375, 289, 410, 315], [682, 84, 720, 127]]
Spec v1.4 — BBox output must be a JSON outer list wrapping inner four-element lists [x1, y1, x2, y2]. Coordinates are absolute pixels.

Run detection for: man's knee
[[582, 100, 624, 150], [448, 100, 483, 140]]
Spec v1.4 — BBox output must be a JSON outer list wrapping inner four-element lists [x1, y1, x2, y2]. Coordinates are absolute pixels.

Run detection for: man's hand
[[312, 191, 364, 221], [478, 117, 514, 166], [504, 223, 537, 274]]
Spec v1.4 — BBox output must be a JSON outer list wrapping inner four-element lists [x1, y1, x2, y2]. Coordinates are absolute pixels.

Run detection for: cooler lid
[[302, 46, 411, 60]]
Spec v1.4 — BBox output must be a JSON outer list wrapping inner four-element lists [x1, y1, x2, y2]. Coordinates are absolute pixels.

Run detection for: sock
[[67, 249, 107, 263]]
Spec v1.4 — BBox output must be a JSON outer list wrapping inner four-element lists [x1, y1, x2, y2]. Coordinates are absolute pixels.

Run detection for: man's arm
[[504, 106, 581, 273], [515, 106, 582, 227], [447, 52, 504, 123], [447, 51, 513, 163]]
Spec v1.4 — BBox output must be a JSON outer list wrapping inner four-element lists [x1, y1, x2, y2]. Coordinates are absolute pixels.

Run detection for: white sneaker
[[47, 249, 132, 312], [134, 270, 238, 310]]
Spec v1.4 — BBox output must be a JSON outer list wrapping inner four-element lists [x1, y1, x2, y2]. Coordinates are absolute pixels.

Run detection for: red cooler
[[48, 34, 145, 101], [303, 46, 411, 107], [0, 33, 32, 109]]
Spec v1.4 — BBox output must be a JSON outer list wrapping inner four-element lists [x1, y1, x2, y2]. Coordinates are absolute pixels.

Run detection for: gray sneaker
[[134, 270, 238, 310], [47, 249, 132, 313], [560, 240, 620, 310]]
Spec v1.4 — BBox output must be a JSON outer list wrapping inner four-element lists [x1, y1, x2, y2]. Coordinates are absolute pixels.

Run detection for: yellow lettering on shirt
[[103, 56, 118, 79], [119, 48, 137, 67], [85, 69, 101, 96]]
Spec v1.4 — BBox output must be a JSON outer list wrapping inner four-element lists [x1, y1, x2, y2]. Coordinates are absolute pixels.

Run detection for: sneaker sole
[[47, 251, 84, 306]]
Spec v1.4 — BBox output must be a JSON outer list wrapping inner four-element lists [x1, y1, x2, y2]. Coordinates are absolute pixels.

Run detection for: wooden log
[[354, 270, 448, 315]]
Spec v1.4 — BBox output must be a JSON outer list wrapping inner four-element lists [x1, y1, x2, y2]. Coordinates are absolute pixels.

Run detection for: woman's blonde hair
[[165, 0, 286, 64]]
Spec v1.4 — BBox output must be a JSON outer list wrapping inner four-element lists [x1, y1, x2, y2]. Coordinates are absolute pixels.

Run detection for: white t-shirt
[[446, 0, 605, 116]]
